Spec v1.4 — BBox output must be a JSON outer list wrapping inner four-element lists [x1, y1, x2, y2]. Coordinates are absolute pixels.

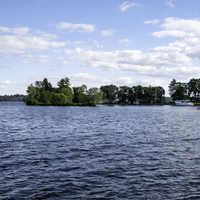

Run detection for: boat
[[176, 100, 194, 106]]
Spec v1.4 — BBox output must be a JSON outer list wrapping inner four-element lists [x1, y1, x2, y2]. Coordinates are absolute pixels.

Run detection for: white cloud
[[1, 80, 12, 84], [0, 26, 30, 35], [151, 18, 200, 60], [119, 2, 138, 12], [0, 26, 66, 55], [0, 26, 11, 33], [114, 77, 132, 84], [56, 22, 95, 33], [118, 39, 131, 43], [152, 18, 200, 38], [93, 40, 103, 48], [63, 48, 192, 75], [144, 19, 159, 24], [62, 60, 77, 65], [68, 73, 133, 86], [52, 49, 62, 53], [0, 85, 8, 90], [152, 30, 195, 38], [101, 29, 115, 36], [60, 17, 200, 80], [18, 54, 51, 64], [35, 30, 58, 39], [140, 66, 200, 79], [65, 48, 191, 69], [165, 0, 176, 7], [136, 79, 165, 87]]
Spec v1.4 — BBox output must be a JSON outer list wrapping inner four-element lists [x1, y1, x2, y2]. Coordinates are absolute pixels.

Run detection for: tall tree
[[132, 85, 144, 103], [100, 85, 118, 103], [86, 87, 103, 104], [118, 86, 131, 103], [58, 87, 73, 104], [169, 78, 177, 97], [52, 93, 67, 106], [41, 78, 53, 92], [169, 80, 187, 101], [73, 85, 88, 104], [187, 78, 200, 101], [57, 77, 71, 89]]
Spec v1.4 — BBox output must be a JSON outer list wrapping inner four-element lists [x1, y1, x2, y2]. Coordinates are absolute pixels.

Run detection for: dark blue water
[[1, 102, 200, 199]]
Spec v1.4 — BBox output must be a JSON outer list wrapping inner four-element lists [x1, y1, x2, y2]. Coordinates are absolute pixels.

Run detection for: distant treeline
[[0, 94, 25, 102], [23, 77, 166, 106]]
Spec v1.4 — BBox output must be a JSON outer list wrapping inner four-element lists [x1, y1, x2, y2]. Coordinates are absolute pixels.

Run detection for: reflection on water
[[1, 102, 200, 199]]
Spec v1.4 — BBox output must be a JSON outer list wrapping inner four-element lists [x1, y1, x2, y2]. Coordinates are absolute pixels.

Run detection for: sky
[[1, 0, 200, 95]]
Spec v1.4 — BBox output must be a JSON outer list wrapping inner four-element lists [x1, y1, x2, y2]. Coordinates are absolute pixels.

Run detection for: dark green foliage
[[26, 76, 200, 106], [118, 86, 131, 103], [168, 78, 200, 101], [58, 87, 73, 104], [100, 85, 118, 103], [73, 85, 88, 104], [57, 77, 70, 89], [42, 78, 53, 92], [107, 85, 165, 104], [187, 78, 200, 101], [169, 79, 187, 101], [0, 94, 25, 102], [52, 93, 67, 106], [86, 87, 102, 104], [40, 90, 53, 105], [23, 78, 102, 106], [99, 84, 165, 104]]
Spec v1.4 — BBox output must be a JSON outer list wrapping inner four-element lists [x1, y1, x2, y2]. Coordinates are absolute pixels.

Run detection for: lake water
[[1, 102, 200, 199]]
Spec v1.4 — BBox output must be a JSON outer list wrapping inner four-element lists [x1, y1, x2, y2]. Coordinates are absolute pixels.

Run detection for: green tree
[[58, 87, 73, 104], [118, 86, 131, 103], [35, 81, 43, 88], [169, 80, 187, 101], [153, 86, 165, 103], [73, 85, 88, 104], [26, 84, 36, 98], [86, 87, 103, 104], [142, 86, 153, 103], [187, 78, 200, 101], [52, 93, 67, 105], [40, 90, 53, 105], [23, 84, 37, 105], [168, 79, 177, 98], [57, 77, 71, 89], [100, 85, 118, 103], [41, 78, 53, 92], [132, 85, 144, 103]]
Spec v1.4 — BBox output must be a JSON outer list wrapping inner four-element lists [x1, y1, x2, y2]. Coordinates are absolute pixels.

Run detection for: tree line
[[100, 85, 165, 104], [5, 78, 199, 105], [169, 78, 200, 101], [23, 77, 103, 106], [23, 77, 166, 106], [0, 94, 25, 102]]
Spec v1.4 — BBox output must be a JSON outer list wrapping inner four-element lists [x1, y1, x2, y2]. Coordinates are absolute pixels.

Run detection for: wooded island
[[23, 77, 166, 106], [2, 77, 199, 106]]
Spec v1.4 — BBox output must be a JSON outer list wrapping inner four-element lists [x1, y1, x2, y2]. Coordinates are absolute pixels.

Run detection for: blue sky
[[1, 0, 200, 95]]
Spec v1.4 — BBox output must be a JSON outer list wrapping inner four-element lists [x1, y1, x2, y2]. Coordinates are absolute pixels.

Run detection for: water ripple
[[1, 103, 200, 199]]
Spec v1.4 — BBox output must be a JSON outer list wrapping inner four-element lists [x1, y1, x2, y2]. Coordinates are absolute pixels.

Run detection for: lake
[[1, 102, 200, 199]]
